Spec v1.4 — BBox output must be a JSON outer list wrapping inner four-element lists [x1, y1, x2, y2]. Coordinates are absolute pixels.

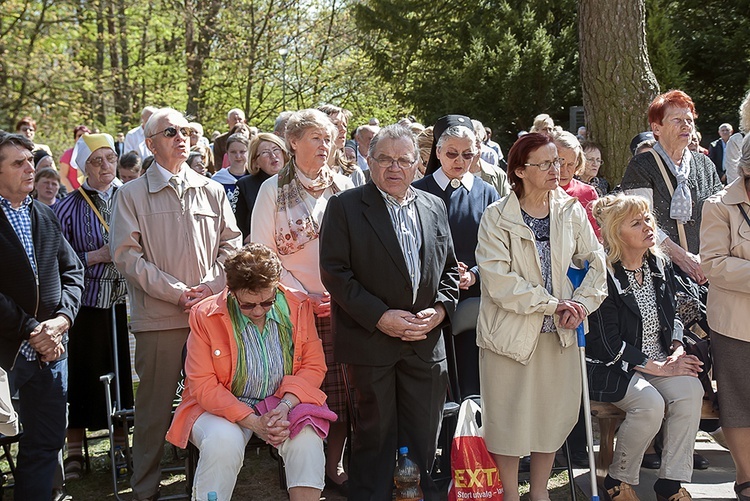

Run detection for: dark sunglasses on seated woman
[[231, 288, 277, 311], [148, 126, 192, 139]]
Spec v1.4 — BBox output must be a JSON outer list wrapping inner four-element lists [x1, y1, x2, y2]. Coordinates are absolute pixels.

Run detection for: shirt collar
[[155, 162, 186, 183], [0, 194, 32, 211], [378, 186, 417, 208], [82, 180, 117, 200], [433, 168, 474, 191]]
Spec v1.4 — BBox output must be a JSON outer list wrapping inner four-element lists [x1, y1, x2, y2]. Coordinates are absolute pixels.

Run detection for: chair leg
[[597, 417, 618, 487]]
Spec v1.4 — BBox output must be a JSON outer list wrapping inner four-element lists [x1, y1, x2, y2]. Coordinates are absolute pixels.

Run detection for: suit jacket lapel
[[612, 264, 641, 318], [415, 192, 436, 278], [361, 184, 412, 284]]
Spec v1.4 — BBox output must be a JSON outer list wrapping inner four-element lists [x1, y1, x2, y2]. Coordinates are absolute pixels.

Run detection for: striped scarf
[[227, 290, 295, 403]]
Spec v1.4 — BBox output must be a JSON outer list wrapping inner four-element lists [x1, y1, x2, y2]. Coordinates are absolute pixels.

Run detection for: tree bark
[[578, 0, 659, 185]]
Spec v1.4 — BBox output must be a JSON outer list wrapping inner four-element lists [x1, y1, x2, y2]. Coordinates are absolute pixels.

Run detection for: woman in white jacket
[[475, 132, 607, 501]]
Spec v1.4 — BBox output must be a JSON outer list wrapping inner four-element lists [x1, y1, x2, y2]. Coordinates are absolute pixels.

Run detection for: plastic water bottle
[[114, 445, 128, 480], [394, 446, 424, 501], [207, 492, 218, 501]]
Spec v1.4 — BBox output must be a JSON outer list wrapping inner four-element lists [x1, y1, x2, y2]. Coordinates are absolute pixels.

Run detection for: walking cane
[[567, 264, 599, 501]]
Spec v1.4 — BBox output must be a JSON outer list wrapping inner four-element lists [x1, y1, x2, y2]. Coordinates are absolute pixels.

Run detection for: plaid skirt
[[315, 315, 348, 419]]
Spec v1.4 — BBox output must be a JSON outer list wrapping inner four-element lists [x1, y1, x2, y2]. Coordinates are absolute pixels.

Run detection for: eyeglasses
[[524, 158, 562, 171], [443, 150, 477, 161], [148, 126, 191, 139], [585, 157, 604, 166], [86, 153, 118, 168], [373, 156, 416, 169], [232, 289, 277, 311], [257, 147, 283, 158]]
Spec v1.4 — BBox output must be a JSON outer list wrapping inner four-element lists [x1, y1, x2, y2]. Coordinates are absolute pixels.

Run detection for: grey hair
[[284, 109, 336, 154], [739, 90, 750, 133], [368, 124, 419, 159], [737, 135, 750, 178], [471, 119, 487, 142], [227, 108, 245, 120], [274, 111, 294, 135], [552, 130, 585, 175], [143, 108, 185, 138], [436, 125, 476, 149]]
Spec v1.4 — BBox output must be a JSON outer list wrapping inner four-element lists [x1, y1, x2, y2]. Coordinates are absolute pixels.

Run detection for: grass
[[1, 434, 585, 500]]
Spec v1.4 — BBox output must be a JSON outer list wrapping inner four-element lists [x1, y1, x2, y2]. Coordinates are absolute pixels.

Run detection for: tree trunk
[[578, 0, 659, 186], [95, 0, 106, 124]]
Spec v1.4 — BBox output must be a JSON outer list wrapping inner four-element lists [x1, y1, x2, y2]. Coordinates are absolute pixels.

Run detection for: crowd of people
[[0, 86, 749, 501]]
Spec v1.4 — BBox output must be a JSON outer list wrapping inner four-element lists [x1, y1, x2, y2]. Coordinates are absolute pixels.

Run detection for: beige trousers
[[130, 328, 189, 500], [610, 372, 703, 484]]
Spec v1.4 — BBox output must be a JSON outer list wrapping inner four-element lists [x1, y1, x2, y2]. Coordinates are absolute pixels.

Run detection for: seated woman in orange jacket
[[167, 243, 329, 501]]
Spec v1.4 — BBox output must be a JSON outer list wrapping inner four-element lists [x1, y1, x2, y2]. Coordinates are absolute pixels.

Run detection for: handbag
[[682, 329, 718, 410], [448, 399, 503, 501]]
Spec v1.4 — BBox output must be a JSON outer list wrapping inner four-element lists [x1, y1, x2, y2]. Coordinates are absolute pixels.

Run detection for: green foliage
[[647, 0, 750, 138], [645, 0, 687, 92], [355, 0, 579, 149], [0, 0, 404, 156]]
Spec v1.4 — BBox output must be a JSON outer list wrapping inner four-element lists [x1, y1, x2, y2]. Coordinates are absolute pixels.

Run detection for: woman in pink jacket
[[167, 243, 329, 501]]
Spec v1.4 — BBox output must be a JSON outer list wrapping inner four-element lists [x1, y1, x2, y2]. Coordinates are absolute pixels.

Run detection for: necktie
[[170, 176, 183, 198]]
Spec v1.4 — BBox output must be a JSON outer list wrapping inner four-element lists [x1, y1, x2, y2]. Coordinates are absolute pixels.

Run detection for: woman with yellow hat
[[53, 133, 133, 481]]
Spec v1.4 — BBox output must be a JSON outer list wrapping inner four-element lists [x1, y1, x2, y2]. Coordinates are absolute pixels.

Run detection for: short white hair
[[144, 108, 186, 138]]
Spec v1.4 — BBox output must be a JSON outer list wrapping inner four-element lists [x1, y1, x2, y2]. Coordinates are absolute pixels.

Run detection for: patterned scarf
[[227, 290, 295, 400], [654, 142, 693, 224], [273, 159, 339, 255]]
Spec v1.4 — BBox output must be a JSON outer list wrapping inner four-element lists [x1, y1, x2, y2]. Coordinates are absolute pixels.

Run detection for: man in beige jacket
[[110, 108, 242, 501]]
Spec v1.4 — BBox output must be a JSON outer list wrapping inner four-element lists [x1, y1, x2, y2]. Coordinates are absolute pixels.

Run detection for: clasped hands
[[28, 315, 70, 362], [239, 400, 297, 447], [376, 304, 446, 342], [555, 299, 587, 330]]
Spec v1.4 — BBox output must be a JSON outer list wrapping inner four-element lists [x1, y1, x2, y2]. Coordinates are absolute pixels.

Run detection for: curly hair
[[224, 243, 283, 293]]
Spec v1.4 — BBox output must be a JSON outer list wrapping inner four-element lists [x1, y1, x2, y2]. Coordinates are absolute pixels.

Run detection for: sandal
[[735, 481, 750, 501], [64, 454, 84, 482]]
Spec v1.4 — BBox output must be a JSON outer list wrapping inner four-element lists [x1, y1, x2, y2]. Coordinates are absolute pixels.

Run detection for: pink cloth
[[562, 178, 601, 240], [254, 395, 337, 441]]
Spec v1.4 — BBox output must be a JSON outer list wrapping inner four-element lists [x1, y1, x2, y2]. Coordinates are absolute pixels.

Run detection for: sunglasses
[[443, 150, 477, 161], [232, 288, 277, 311], [148, 126, 192, 139], [87, 153, 118, 168]]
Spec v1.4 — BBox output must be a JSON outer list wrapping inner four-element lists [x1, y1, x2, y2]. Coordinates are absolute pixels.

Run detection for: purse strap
[[739, 204, 750, 228], [649, 150, 689, 251], [77, 187, 110, 233]]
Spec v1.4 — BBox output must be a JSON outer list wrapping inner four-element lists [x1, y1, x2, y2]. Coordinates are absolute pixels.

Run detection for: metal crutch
[[567, 264, 600, 501]]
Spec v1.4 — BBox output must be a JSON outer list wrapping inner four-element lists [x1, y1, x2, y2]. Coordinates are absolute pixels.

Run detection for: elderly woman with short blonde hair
[[250, 108, 354, 490]]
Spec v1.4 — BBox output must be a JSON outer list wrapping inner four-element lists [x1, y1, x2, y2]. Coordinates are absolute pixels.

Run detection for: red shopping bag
[[448, 399, 503, 501]]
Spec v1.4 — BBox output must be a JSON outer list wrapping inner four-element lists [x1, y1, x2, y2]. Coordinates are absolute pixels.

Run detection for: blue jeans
[[9, 356, 68, 501]]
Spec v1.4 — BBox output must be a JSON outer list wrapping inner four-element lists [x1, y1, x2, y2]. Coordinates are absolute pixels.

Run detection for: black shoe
[[693, 453, 709, 470], [641, 453, 661, 469], [570, 451, 590, 468], [519, 455, 531, 472], [325, 475, 349, 497]]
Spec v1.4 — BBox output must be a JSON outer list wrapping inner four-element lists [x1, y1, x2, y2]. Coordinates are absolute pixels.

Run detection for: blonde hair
[[416, 126, 434, 166], [530, 113, 553, 133], [248, 133, 288, 175], [739, 89, 750, 133], [592, 194, 665, 264], [552, 130, 585, 176]]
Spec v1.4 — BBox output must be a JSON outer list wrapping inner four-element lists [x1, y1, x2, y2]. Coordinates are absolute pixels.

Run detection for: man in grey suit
[[320, 124, 459, 501]]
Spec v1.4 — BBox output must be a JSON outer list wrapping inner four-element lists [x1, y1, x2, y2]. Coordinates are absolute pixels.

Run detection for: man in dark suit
[[708, 122, 733, 183], [0, 132, 84, 500], [320, 124, 459, 501]]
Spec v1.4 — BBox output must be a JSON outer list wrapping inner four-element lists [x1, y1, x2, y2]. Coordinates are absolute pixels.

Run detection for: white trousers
[[610, 372, 703, 484], [189, 412, 325, 500]]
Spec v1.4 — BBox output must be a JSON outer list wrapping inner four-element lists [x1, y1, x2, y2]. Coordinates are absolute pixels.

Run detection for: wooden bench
[[590, 399, 719, 484]]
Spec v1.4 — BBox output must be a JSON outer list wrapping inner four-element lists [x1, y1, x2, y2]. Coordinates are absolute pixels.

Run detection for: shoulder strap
[[77, 187, 109, 233], [739, 204, 750, 228], [649, 150, 688, 251]]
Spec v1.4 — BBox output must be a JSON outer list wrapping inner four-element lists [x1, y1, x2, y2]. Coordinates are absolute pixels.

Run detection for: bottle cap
[[399, 446, 408, 455]]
